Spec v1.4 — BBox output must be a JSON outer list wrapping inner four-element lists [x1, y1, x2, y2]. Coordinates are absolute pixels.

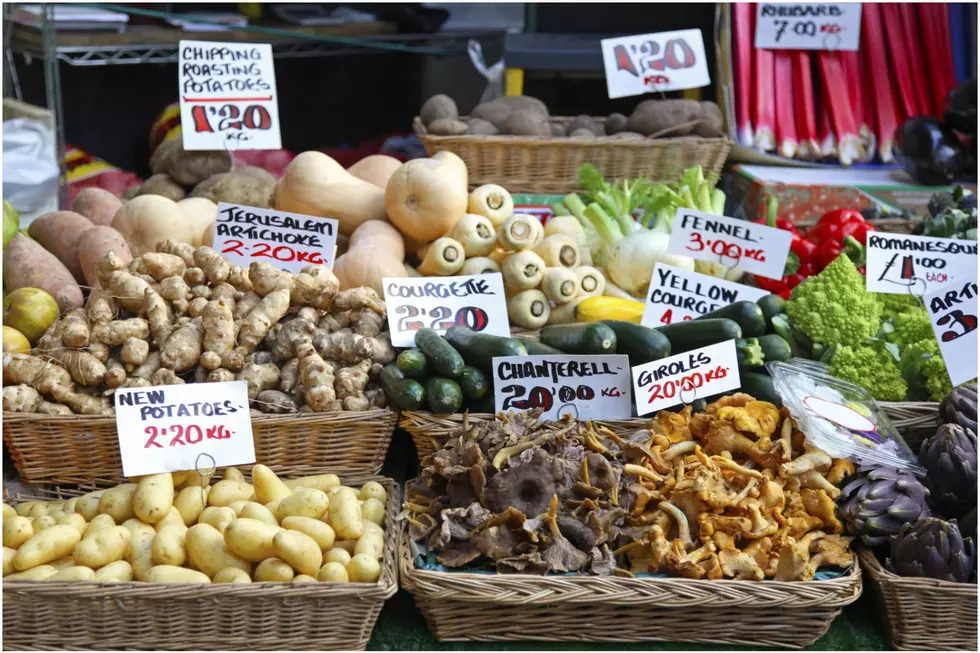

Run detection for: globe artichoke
[[887, 517, 976, 583], [838, 465, 932, 546], [941, 383, 977, 433], [920, 424, 978, 518]]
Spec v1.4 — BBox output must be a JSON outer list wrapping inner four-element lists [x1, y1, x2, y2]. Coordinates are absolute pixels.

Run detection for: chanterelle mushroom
[[659, 500, 694, 548], [801, 489, 843, 534], [718, 547, 765, 580], [780, 444, 832, 477], [715, 400, 781, 437]]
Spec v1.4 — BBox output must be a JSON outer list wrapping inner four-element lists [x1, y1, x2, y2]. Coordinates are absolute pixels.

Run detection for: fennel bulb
[[605, 228, 695, 296]]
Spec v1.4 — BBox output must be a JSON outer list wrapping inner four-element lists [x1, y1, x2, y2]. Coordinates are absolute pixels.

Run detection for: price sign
[[642, 263, 769, 326], [382, 273, 510, 348], [667, 209, 793, 280], [492, 355, 632, 420], [632, 340, 741, 416], [924, 276, 979, 387], [866, 232, 978, 295], [754, 3, 862, 51], [178, 40, 282, 150], [600, 29, 710, 99], [114, 381, 255, 477], [213, 203, 338, 272]]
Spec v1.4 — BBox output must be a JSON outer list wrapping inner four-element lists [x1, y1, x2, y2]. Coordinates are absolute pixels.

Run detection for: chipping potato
[[323, 549, 351, 565], [50, 556, 76, 569], [207, 480, 254, 507], [75, 492, 104, 521], [361, 498, 385, 526], [317, 561, 348, 583], [50, 565, 96, 581], [73, 525, 130, 569], [31, 515, 57, 533], [3, 516, 34, 549], [186, 523, 251, 578], [171, 470, 191, 489], [281, 516, 335, 551], [273, 530, 321, 576], [213, 567, 252, 583], [98, 483, 137, 523], [57, 513, 87, 535], [359, 481, 387, 503], [327, 488, 364, 540], [292, 574, 317, 583], [346, 554, 381, 583], [83, 513, 116, 538], [354, 532, 384, 560], [254, 557, 294, 582], [6, 564, 58, 580], [3, 546, 16, 575], [276, 487, 329, 521], [2, 503, 16, 520], [14, 525, 82, 571], [223, 467, 245, 482], [146, 565, 211, 584], [240, 502, 279, 526], [174, 486, 209, 525], [223, 518, 282, 562], [229, 500, 248, 516], [199, 506, 237, 531], [126, 523, 156, 581], [154, 506, 185, 530], [284, 474, 340, 493], [252, 464, 292, 503], [134, 473, 174, 523], [95, 560, 134, 582], [151, 524, 188, 566]]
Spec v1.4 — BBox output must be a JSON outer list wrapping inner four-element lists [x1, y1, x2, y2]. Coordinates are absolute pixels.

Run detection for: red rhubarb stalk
[[840, 50, 875, 163], [773, 52, 798, 159], [818, 96, 837, 159], [918, 4, 949, 116], [898, 3, 931, 116], [862, 2, 900, 162], [793, 52, 819, 160], [732, 3, 755, 147], [816, 52, 864, 166], [753, 45, 776, 152], [880, 4, 921, 121]]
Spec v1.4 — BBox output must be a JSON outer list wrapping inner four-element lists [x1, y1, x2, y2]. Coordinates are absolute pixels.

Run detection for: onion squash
[[385, 151, 468, 243]]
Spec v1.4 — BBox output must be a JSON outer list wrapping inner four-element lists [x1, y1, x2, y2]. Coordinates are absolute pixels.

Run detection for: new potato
[[240, 501, 279, 526], [255, 557, 294, 582], [151, 524, 188, 566], [207, 480, 254, 507], [199, 507, 237, 531], [14, 525, 82, 570], [74, 492, 104, 521], [317, 561, 348, 583], [133, 473, 174, 523], [273, 530, 321, 576], [327, 488, 363, 540], [276, 487, 329, 521], [323, 549, 351, 565], [253, 464, 292, 503], [3, 516, 34, 548], [281, 516, 335, 551], [346, 554, 381, 583], [213, 567, 252, 583], [360, 498, 385, 525], [98, 483, 137, 523], [83, 513, 116, 538], [125, 523, 156, 581], [354, 532, 384, 560], [57, 513, 87, 535], [2, 503, 15, 519], [50, 566, 96, 581], [186, 523, 250, 577], [146, 565, 211, 584], [94, 560, 134, 582], [284, 474, 340, 493], [74, 526, 130, 568], [3, 546, 16, 575], [174, 486, 209, 525], [6, 564, 58, 580], [223, 518, 282, 561]]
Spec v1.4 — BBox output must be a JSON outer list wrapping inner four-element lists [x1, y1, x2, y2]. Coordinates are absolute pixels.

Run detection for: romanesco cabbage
[[877, 293, 922, 320], [891, 308, 934, 351], [900, 339, 954, 402], [828, 344, 908, 401], [787, 254, 882, 347]]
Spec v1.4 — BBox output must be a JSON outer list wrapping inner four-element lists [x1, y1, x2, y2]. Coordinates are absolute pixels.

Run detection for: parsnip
[[417, 237, 465, 276], [446, 214, 496, 257]]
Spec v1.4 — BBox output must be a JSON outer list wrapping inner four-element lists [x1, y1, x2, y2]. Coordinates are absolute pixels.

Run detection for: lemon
[[2, 325, 31, 354], [3, 287, 60, 344]]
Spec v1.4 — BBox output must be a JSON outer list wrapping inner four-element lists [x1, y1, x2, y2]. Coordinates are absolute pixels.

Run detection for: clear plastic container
[[768, 358, 925, 475]]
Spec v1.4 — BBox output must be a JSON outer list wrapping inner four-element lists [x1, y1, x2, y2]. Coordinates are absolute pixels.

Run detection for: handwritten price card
[[632, 340, 741, 416], [755, 3, 862, 51], [179, 40, 282, 150], [924, 276, 979, 387], [213, 203, 339, 272], [642, 263, 769, 327], [115, 381, 255, 477], [600, 29, 710, 99], [866, 232, 978, 295], [493, 355, 632, 420], [667, 209, 793, 280], [382, 273, 510, 348]]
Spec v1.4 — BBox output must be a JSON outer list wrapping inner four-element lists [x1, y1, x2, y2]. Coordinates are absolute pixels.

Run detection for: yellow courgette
[[575, 296, 645, 323]]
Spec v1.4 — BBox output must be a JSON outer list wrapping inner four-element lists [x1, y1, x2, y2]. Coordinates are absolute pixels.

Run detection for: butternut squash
[[274, 152, 386, 237], [347, 155, 402, 189], [333, 220, 409, 294], [385, 151, 468, 243]]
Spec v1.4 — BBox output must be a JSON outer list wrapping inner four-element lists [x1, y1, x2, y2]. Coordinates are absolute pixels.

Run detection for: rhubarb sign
[[754, 4, 862, 51], [600, 29, 711, 99]]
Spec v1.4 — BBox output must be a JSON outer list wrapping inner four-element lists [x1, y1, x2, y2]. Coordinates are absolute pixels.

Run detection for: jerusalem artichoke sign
[[114, 380, 255, 477], [212, 203, 339, 272], [642, 263, 768, 326], [923, 274, 978, 387], [631, 340, 741, 415]]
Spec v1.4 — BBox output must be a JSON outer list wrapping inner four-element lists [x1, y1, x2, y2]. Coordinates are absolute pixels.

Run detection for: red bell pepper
[[816, 208, 865, 228], [840, 219, 876, 245], [815, 235, 867, 271], [755, 196, 801, 234]]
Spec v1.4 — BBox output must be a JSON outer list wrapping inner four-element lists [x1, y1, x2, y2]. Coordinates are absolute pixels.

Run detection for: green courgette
[[458, 365, 490, 400], [654, 318, 742, 354], [600, 320, 671, 365], [415, 329, 464, 378], [396, 349, 429, 379], [425, 377, 463, 414], [539, 323, 617, 355], [695, 301, 766, 338], [444, 327, 527, 373], [380, 364, 425, 410], [757, 294, 787, 332], [740, 372, 782, 407], [514, 336, 565, 355], [757, 334, 793, 364]]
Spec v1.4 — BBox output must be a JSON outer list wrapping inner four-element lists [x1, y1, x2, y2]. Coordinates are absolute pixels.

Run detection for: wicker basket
[[3, 410, 398, 486], [2, 476, 400, 651], [880, 401, 942, 451], [858, 548, 977, 651], [413, 117, 732, 194], [399, 525, 862, 648], [400, 411, 651, 462]]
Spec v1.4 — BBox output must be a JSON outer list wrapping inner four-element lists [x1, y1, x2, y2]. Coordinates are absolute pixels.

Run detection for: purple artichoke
[[887, 517, 976, 583], [941, 383, 977, 433], [920, 424, 978, 518], [838, 465, 932, 546]]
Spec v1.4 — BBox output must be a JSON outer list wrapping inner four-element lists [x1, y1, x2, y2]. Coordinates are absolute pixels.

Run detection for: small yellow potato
[[252, 464, 292, 503], [327, 488, 364, 540], [83, 513, 116, 539], [223, 518, 282, 562], [94, 560, 133, 582], [98, 483, 137, 523], [25, 503, 49, 519], [199, 506, 237, 531], [276, 488, 329, 521], [63, 498, 78, 514], [346, 554, 381, 583], [126, 523, 156, 581], [50, 556, 77, 570], [254, 557, 294, 582], [360, 498, 385, 526], [228, 500, 248, 516], [213, 567, 252, 584], [171, 470, 191, 489], [207, 480, 254, 507], [153, 506, 185, 531], [292, 574, 317, 583], [6, 564, 58, 580], [3, 516, 33, 549], [151, 524, 188, 566], [74, 492, 104, 521], [223, 467, 245, 482], [354, 532, 384, 560], [145, 565, 211, 584], [174, 486, 209, 525], [14, 501, 38, 517], [285, 474, 340, 493], [73, 525, 130, 569], [240, 501, 279, 526], [46, 509, 67, 521], [3, 546, 16, 575], [49, 565, 96, 581], [359, 481, 387, 503], [14, 525, 82, 570], [31, 515, 57, 533], [281, 516, 335, 551], [56, 513, 87, 536], [265, 499, 283, 515], [317, 561, 348, 583], [332, 540, 358, 554], [186, 523, 250, 578], [134, 473, 174, 524], [273, 531, 322, 577], [362, 520, 384, 536], [323, 548, 352, 566], [326, 485, 353, 498], [2, 503, 16, 520]]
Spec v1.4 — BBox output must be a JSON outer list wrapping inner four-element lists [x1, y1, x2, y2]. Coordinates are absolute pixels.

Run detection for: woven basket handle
[[647, 119, 701, 140]]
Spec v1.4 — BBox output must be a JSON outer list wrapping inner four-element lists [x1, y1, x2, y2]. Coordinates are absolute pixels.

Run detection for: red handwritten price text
[[686, 233, 766, 263], [190, 103, 273, 135], [500, 384, 599, 411], [395, 305, 489, 332], [645, 365, 728, 404], [658, 309, 694, 325], [613, 38, 696, 78], [144, 424, 234, 449], [772, 20, 842, 42], [221, 239, 324, 265], [930, 280, 979, 343]]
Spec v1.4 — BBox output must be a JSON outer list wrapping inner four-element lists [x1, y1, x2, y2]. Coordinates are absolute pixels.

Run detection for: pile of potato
[[2, 465, 388, 584]]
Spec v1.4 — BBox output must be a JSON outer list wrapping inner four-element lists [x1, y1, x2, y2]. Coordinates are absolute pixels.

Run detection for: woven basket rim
[[858, 547, 978, 594], [2, 407, 399, 426]]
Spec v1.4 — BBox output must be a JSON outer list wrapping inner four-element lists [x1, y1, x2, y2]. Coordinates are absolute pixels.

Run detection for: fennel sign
[[642, 263, 769, 326], [667, 208, 793, 280], [923, 276, 978, 387], [865, 232, 978, 296], [212, 203, 339, 272], [631, 340, 741, 416], [754, 3, 862, 51]]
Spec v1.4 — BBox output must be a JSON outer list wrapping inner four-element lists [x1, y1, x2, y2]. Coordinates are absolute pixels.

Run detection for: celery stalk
[[697, 184, 712, 213], [711, 189, 726, 215], [563, 194, 595, 233], [583, 203, 624, 243], [680, 185, 697, 210], [596, 190, 637, 235], [551, 202, 570, 217]]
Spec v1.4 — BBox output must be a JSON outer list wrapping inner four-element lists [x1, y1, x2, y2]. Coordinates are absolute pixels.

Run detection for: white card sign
[[382, 273, 510, 348], [213, 203, 338, 272], [642, 263, 770, 326], [866, 232, 978, 295], [924, 276, 979, 387], [600, 29, 711, 99], [667, 208, 793, 280], [493, 355, 632, 420], [755, 3, 862, 51], [114, 381, 255, 477], [179, 40, 282, 150], [632, 340, 741, 416]]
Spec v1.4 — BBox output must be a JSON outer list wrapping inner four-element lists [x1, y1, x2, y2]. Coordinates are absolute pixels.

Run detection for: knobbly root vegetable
[[92, 318, 150, 347], [108, 270, 152, 314], [160, 319, 203, 372], [78, 227, 133, 289], [417, 237, 465, 276], [237, 289, 290, 353], [297, 341, 339, 411], [60, 309, 91, 348], [468, 184, 514, 227], [141, 252, 186, 281], [238, 362, 280, 399], [291, 265, 340, 309], [498, 214, 543, 251], [508, 289, 551, 329]]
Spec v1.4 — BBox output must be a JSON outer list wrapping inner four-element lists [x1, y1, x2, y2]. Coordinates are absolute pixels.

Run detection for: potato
[[360, 498, 385, 526], [14, 501, 39, 518], [465, 118, 499, 136], [151, 524, 188, 567], [567, 114, 599, 135], [281, 516, 335, 551], [327, 488, 364, 540], [27, 210, 95, 283], [420, 94, 459, 125], [199, 507, 237, 531], [74, 492, 104, 522], [77, 226, 133, 289], [252, 465, 292, 504], [292, 574, 317, 583], [2, 503, 16, 520], [47, 509, 67, 521], [50, 556, 76, 569], [73, 525, 130, 569], [359, 481, 387, 503], [6, 564, 58, 580], [626, 98, 701, 137], [276, 488, 329, 521], [120, 518, 151, 536], [154, 506, 185, 531], [186, 523, 251, 578], [228, 500, 249, 516], [346, 554, 381, 583], [694, 101, 724, 137], [273, 531, 322, 576], [362, 520, 384, 537], [317, 561, 348, 583], [254, 557, 294, 582], [150, 138, 232, 188], [133, 473, 174, 524], [240, 502, 279, 526], [354, 532, 384, 561], [223, 467, 245, 483], [63, 498, 78, 514], [171, 470, 191, 489], [284, 474, 340, 493], [72, 187, 123, 227], [14, 525, 82, 571], [323, 548, 352, 566], [145, 565, 211, 584], [223, 518, 282, 562], [94, 560, 134, 582], [98, 483, 137, 523], [50, 565, 96, 581], [502, 111, 551, 137], [137, 174, 186, 202], [3, 546, 16, 575], [428, 118, 468, 136], [213, 567, 252, 584], [31, 515, 57, 533], [332, 540, 357, 555], [82, 513, 115, 540], [126, 524, 156, 581], [3, 516, 33, 548], [174, 486, 209, 525], [207, 480, 254, 507]]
